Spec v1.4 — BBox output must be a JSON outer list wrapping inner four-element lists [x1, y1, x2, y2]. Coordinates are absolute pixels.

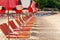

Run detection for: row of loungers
[[0, 15, 35, 40]]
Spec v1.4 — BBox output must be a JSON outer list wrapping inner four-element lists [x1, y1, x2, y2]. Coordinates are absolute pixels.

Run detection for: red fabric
[[0, 0, 18, 10], [0, 10, 5, 14], [0, 24, 12, 35], [27, 1, 33, 12], [31, 1, 38, 13], [15, 19, 22, 25], [7, 8, 12, 10], [8, 21, 17, 29], [28, 7, 33, 12], [16, 10, 22, 13]]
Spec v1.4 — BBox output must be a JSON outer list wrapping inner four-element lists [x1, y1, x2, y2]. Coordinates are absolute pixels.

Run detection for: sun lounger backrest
[[0, 23, 12, 35], [8, 20, 17, 29], [15, 19, 21, 25]]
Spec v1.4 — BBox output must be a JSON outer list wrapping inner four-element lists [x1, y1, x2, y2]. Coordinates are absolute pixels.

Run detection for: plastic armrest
[[9, 32, 18, 35], [14, 28, 20, 31]]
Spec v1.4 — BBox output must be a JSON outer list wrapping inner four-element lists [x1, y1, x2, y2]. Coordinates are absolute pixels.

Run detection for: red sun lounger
[[9, 20, 31, 31], [0, 23, 29, 39]]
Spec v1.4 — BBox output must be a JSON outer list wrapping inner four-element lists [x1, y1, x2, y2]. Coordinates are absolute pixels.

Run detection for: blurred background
[[34, 0, 60, 11]]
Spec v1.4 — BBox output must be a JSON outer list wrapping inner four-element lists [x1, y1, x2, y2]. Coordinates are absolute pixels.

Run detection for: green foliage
[[34, 0, 60, 9], [35, 0, 48, 9], [55, 0, 60, 9]]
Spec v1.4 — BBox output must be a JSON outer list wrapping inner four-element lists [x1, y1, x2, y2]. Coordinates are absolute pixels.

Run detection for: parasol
[[0, 0, 17, 10], [21, 0, 33, 12], [31, 1, 38, 13]]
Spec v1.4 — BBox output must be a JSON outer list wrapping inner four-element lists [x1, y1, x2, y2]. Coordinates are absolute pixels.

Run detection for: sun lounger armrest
[[14, 29, 20, 31], [9, 32, 18, 35]]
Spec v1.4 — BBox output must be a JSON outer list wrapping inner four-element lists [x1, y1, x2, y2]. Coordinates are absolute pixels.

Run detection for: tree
[[35, 0, 60, 10], [35, 0, 48, 9]]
